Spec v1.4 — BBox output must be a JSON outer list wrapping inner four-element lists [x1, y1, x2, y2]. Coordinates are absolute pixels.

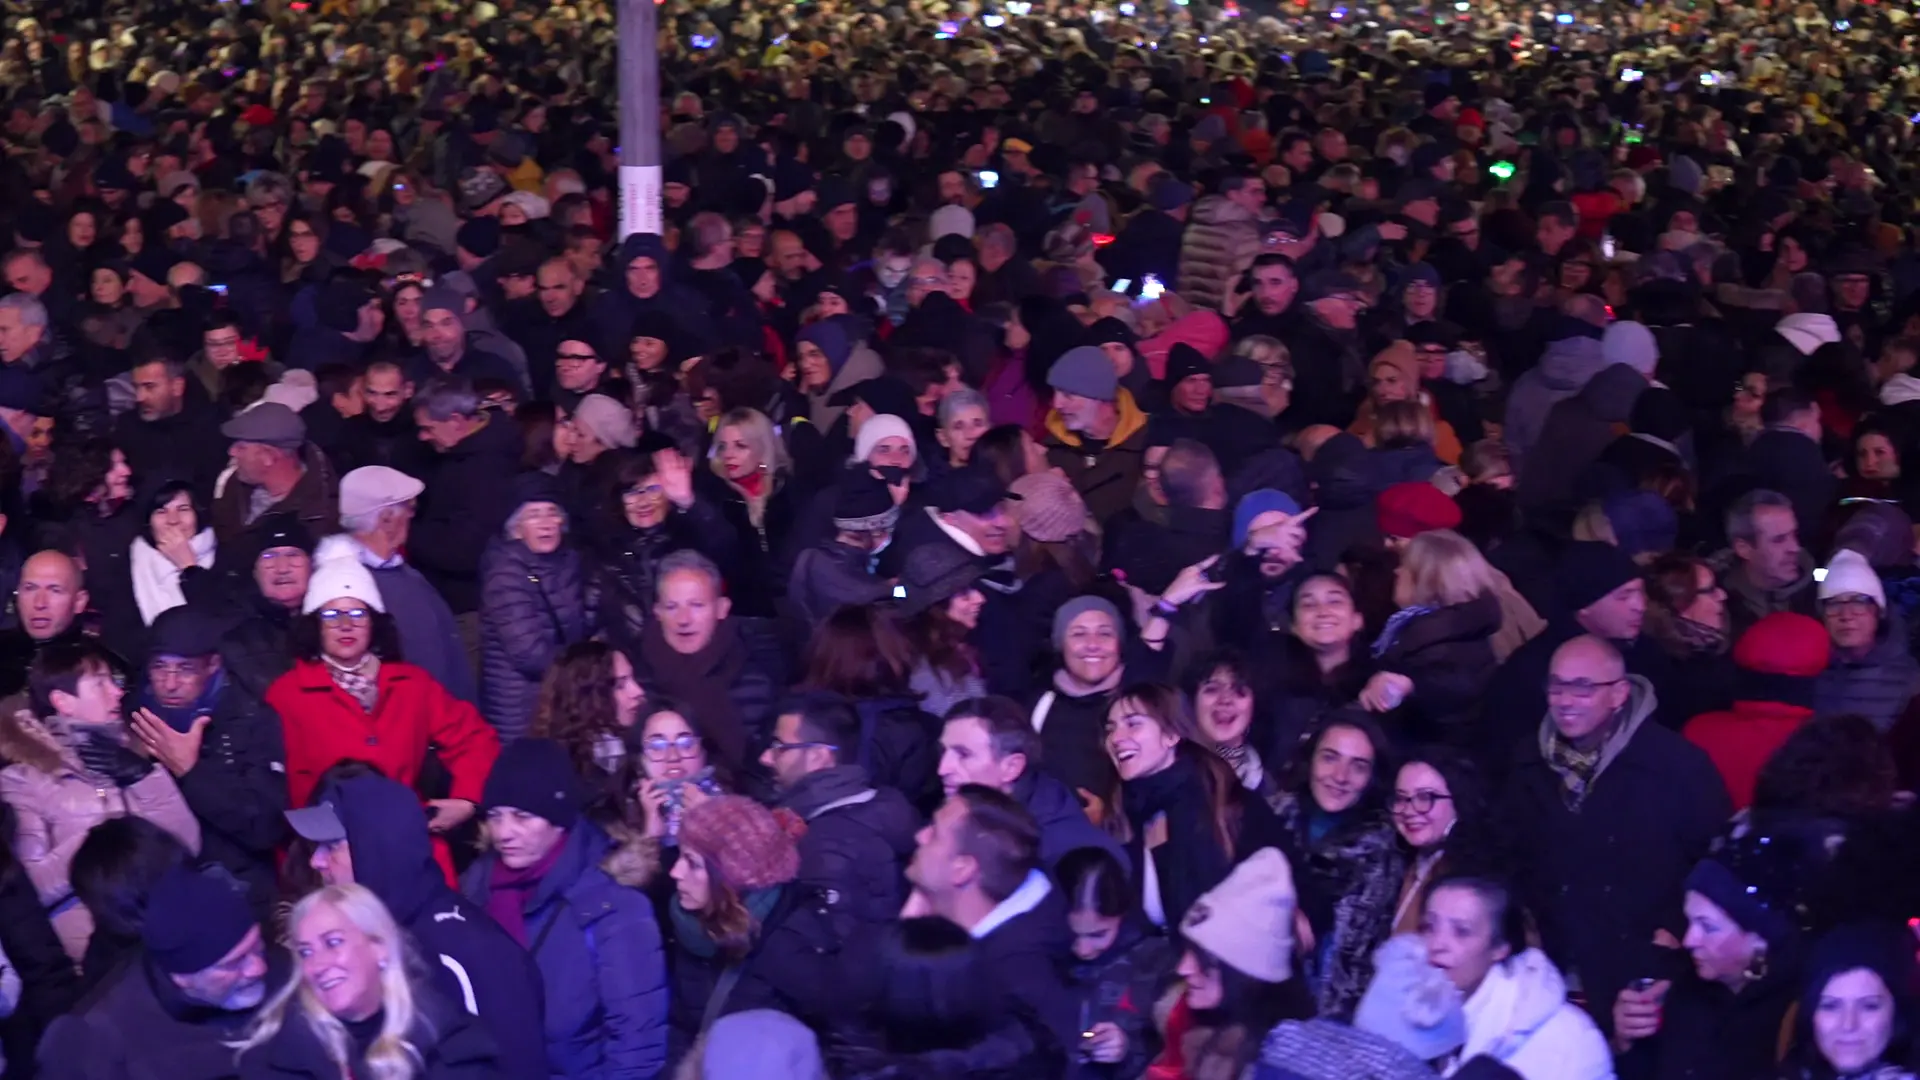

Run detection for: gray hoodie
[[1504, 335, 1608, 466]]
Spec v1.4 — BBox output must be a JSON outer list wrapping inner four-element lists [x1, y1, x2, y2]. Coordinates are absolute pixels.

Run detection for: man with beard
[[39, 866, 279, 1080], [1279, 270, 1370, 428], [502, 257, 597, 400], [406, 288, 526, 400], [1204, 488, 1318, 657], [328, 360, 430, 478], [126, 605, 287, 916]]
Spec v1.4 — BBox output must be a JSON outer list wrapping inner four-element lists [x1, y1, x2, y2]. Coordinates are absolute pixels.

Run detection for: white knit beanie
[[303, 556, 387, 614], [1819, 548, 1886, 610], [1179, 847, 1297, 983], [852, 414, 917, 466]]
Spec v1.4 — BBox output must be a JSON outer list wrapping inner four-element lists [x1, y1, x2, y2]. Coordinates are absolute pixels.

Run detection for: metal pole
[[618, 0, 663, 238]]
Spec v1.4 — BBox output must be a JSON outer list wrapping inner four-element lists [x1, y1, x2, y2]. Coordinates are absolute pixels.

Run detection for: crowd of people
[[0, 0, 1917, 1076]]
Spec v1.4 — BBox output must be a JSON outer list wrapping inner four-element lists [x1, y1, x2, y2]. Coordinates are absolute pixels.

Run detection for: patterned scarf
[[1542, 718, 1614, 810], [1668, 614, 1729, 657], [1370, 605, 1437, 659], [324, 654, 381, 713]]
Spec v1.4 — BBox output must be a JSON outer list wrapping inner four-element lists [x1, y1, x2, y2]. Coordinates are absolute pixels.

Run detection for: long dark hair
[[906, 602, 975, 684], [531, 641, 626, 779], [1284, 710, 1394, 820], [1396, 745, 1500, 872], [1106, 683, 1245, 862], [1185, 943, 1317, 1072], [803, 604, 917, 698]]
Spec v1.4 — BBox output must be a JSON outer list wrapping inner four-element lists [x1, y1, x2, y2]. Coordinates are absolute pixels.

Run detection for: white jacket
[[1447, 948, 1614, 1080]]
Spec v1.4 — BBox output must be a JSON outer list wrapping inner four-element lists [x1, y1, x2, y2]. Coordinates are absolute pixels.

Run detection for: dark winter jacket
[[330, 777, 548, 1080], [461, 821, 667, 1080], [1815, 617, 1920, 734], [0, 851, 80, 1079], [111, 392, 231, 504], [632, 617, 784, 776], [1501, 678, 1732, 1035], [1019, 770, 1130, 875], [1069, 921, 1177, 1080], [1272, 792, 1406, 1021], [210, 443, 340, 547], [847, 697, 943, 813], [1615, 963, 1798, 1080], [1480, 620, 1678, 770], [478, 537, 593, 742], [324, 411, 434, 480], [374, 558, 477, 704], [778, 765, 920, 934], [152, 670, 288, 917], [972, 874, 1080, 1055], [1281, 315, 1366, 429], [1504, 333, 1608, 465], [411, 414, 525, 615], [1370, 592, 1501, 751], [236, 983, 505, 1080], [588, 502, 739, 662], [39, 950, 284, 1080], [693, 468, 805, 618], [664, 883, 845, 1064], [1030, 682, 1122, 805], [1044, 389, 1154, 526], [1300, 432, 1383, 569], [1742, 427, 1837, 546], [1516, 363, 1647, 516], [1102, 505, 1230, 598], [215, 595, 297, 705], [788, 540, 894, 624]]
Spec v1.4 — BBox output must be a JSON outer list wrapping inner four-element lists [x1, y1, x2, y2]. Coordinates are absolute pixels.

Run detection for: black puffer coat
[[479, 537, 593, 742], [590, 500, 740, 662], [1369, 592, 1502, 751], [694, 468, 805, 618]]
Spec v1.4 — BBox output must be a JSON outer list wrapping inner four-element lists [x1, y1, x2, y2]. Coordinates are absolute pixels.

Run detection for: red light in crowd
[[1092, 233, 1116, 247]]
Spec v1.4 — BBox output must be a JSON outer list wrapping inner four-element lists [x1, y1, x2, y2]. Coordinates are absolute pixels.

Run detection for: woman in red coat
[[266, 556, 499, 876]]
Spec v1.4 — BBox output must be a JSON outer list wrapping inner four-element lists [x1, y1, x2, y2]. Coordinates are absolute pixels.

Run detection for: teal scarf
[[668, 884, 784, 959]]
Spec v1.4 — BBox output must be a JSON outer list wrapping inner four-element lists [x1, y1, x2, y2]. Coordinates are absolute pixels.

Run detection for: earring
[[1742, 943, 1769, 984]]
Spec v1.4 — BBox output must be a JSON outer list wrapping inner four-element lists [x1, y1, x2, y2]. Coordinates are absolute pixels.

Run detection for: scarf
[[1370, 605, 1436, 659], [483, 837, 567, 948], [130, 529, 217, 624], [137, 669, 225, 733], [324, 654, 381, 713], [1668, 614, 1729, 658], [639, 619, 749, 770], [1542, 719, 1616, 810], [668, 884, 784, 960], [1121, 750, 1234, 928], [728, 471, 772, 531]]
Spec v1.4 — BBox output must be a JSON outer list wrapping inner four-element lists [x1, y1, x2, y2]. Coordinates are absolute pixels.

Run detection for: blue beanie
[[797, 320, 853, 376], [1234, 488, 1302, 547]]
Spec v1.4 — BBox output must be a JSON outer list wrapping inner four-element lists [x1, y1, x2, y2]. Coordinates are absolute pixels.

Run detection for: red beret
[[1377, 481, 1462, 539]]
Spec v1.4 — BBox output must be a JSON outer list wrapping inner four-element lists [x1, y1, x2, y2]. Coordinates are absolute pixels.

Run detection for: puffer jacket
[[1816, 618, 1920, 734], [1503, 334, 1608, 466], [461, 820, 668, 1080], [479, 537, 593, 743], [1516, 363, 1647, 515], [1370, 592, 1502, 751], [1450, 948, 1614, 1080], [1071, 921, 1177, 1080], [1176, 196, 1264, 311], [0, 712, 202, 962]]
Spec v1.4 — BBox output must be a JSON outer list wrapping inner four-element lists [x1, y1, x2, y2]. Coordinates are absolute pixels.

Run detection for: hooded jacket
[[332, 777, 547, 1080], [1450, 948, 1612, 1080], [1503, 334, 1608, 465], [1502, 677, 1730, 1037], [1515, 363, 1647, 514], [1044, 388, 1152, 525], [777, 765, 920, 932], [38, 950, 287, 1080]]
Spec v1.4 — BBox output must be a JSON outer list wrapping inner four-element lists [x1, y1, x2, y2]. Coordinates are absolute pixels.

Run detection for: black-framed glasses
[[766, 738, 838, 755], [318, 607, 372, 625], [1822, 595, 1878, 615], [1546, 677, 1624, 701], [556, 352, 598, 363], [1391, 791, 1453, 815], [643, 733, 701, 759], [622, 483, 667, 501]]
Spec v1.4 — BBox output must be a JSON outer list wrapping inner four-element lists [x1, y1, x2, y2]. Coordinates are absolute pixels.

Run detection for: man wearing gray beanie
[[1043, 346, 1151, 523], [410, 285, 528, 398]]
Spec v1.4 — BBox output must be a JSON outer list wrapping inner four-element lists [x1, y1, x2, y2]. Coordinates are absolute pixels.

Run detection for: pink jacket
[[1140, 310, 1231, 380], [0, 712, 201, 961]]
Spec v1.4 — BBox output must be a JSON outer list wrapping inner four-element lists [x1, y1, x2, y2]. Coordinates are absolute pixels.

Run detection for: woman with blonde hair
[[693, 406, 802, 616], [1356, 529, 1510, 751], [234, 883, 504, 1079]]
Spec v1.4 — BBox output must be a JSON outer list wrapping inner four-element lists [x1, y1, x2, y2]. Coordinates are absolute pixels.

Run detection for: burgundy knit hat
[[1377, 481, 1462, 539], [1009, 471, 1088, 543], [678, 795, 803, 891]]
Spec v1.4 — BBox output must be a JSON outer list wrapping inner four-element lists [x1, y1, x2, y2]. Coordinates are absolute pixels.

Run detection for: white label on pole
[[620, 165, 664, 239]]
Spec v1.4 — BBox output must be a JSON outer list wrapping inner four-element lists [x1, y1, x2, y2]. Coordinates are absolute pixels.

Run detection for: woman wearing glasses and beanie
[[266, 555, 499, 880]]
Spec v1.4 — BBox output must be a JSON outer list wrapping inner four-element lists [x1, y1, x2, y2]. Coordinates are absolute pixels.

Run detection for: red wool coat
[[267, 659, 500, 879]]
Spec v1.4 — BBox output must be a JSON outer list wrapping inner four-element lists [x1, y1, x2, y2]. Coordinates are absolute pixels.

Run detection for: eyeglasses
[[1823, 595, 1878, 615], [643, 733, 701, 759], [1546, 677, 1624, 701], [1391, 791, 1453, 815], [766, 738, 839, 755], [623, 483, 666, 501], [556, 352, 598, 363], [318, 607, 372, 625]]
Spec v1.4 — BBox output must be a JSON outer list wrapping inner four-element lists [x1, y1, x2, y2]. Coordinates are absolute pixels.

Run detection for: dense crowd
[[0, 0, 1918, 1077]]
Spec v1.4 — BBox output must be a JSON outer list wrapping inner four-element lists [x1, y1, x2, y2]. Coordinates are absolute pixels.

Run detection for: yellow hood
[[1046, 387, 1148, 449]]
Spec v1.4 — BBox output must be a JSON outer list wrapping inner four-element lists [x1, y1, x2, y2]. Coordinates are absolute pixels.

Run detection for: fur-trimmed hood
[[0, 709, 84, 778], [598, 818, 662, 889]]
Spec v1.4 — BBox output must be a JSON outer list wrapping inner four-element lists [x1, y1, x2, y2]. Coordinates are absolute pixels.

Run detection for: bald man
[[0, 550, 126, 700], [1502, 634, 1730, 1039]]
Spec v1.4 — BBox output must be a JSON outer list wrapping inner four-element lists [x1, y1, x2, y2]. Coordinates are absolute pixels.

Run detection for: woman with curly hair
[[530, 641, 647, 786]]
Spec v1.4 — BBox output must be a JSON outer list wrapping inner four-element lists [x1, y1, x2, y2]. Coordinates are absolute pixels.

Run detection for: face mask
[[871, 464, 910, 485]]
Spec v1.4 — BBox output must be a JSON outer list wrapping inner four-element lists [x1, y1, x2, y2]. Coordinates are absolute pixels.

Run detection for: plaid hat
[[1008, 471, 1088, 543], [679, 795, 801, 891], [1377, 482, 1461, 539], [832, 468, 900, 533], [143, 866, 255, 975], [1047, 346, 1118, 403], [899, 541, 984, 617], [458, 167, 509, 213], [482, 738, 584, 829]]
